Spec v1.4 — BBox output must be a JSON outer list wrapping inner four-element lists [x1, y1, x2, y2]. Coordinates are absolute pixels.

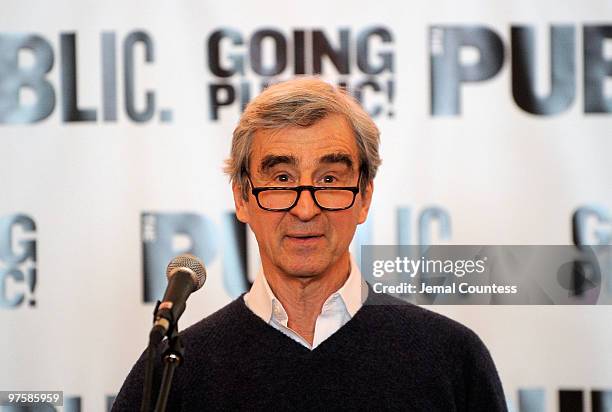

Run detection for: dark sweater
[[113, 290, 507, 411]]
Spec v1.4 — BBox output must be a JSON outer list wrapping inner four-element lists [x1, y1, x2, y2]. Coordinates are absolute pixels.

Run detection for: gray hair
[[224, 77, 382, 200]]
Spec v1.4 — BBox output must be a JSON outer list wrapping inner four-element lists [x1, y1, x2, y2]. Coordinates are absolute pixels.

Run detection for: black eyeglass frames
[[246, 175, 361, 212]]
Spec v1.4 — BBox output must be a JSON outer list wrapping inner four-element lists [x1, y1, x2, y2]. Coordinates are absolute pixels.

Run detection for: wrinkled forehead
[[248, 114, 360, 175]]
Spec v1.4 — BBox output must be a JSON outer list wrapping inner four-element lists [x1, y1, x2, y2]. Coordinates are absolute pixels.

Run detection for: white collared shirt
[[243, 254, 368, 350]]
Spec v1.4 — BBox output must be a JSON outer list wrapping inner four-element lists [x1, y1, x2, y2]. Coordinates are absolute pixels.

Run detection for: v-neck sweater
[[112, 290, 507, 411]]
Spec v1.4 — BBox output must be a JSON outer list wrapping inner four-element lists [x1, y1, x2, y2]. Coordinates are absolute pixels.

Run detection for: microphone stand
[[154, 326, 184, 412], [141, 301, 185, 412]]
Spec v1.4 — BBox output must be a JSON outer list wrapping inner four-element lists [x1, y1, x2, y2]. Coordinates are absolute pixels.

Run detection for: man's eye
[[276, 174, 290, 182], [322, 175, 337, 184]]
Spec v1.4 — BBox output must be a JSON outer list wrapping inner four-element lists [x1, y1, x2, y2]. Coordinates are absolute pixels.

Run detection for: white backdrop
[[1, 0, 612, 410]]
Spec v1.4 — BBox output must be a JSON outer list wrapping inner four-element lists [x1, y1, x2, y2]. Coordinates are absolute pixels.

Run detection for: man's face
[[232, 113, 373, 279]]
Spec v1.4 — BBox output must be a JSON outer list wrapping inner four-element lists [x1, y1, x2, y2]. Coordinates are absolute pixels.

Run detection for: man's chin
[[277, 256, 329, 278]]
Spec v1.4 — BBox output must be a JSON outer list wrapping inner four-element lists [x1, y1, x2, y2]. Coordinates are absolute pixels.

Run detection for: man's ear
[[357, 180, 373, 224], [232, 182, 250, 223]]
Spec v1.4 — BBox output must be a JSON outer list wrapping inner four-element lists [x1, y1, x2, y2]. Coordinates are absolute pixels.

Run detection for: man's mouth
[[286, 233, 324, 239], [285, 234, 324, 243]]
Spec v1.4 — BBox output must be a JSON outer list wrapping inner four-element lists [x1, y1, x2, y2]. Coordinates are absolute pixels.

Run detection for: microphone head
[[166, 254, 207, 290]]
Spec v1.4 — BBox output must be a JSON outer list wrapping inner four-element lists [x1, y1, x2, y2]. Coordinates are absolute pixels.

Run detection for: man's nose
[[289, 189, 321, 221]]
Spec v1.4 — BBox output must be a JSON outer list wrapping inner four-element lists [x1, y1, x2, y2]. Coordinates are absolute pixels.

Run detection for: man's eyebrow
[[259, 154, 299, 173], [319, 152, 354, 169]]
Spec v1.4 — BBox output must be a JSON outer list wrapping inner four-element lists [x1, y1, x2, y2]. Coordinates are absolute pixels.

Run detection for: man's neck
[[262, 254, 351, 345]]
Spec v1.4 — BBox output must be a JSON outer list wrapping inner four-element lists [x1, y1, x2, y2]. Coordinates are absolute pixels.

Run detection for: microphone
[[149, 254, 207, 345]]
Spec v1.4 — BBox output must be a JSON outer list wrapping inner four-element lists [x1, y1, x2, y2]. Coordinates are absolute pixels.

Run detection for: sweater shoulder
[[178, 296, 249, 346], [362, 294, 506, 410], [361, 290, 487, 351]]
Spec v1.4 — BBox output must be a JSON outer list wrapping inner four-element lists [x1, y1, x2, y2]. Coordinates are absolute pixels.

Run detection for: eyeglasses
[[246, 174, 361, 212]]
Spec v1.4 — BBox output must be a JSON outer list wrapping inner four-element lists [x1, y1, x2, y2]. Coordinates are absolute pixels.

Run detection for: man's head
[[224, 77, 381, 280]]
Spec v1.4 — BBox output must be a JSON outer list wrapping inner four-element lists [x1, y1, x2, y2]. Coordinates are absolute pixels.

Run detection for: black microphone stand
[[141, 300, 185, 412], [154, 326, 184, 412]]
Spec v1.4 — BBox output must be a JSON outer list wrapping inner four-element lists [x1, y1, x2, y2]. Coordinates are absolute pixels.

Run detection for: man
[[113, 77, 507, 411]]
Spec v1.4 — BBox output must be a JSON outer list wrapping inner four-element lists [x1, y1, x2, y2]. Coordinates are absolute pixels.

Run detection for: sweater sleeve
[[111, 343, 182, 412], [459, 330, 508, 412], [111, 347, 154, 412]]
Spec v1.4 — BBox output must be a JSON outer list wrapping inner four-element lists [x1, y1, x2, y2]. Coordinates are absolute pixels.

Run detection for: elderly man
[[113, 77, 507, 411]]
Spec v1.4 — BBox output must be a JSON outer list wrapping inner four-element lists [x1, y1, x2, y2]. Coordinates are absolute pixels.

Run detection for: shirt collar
[[244, 253, 367, 323]]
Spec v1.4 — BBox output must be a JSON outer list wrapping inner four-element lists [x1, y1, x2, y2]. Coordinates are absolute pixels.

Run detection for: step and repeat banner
[[2, 0, 612, 410]]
